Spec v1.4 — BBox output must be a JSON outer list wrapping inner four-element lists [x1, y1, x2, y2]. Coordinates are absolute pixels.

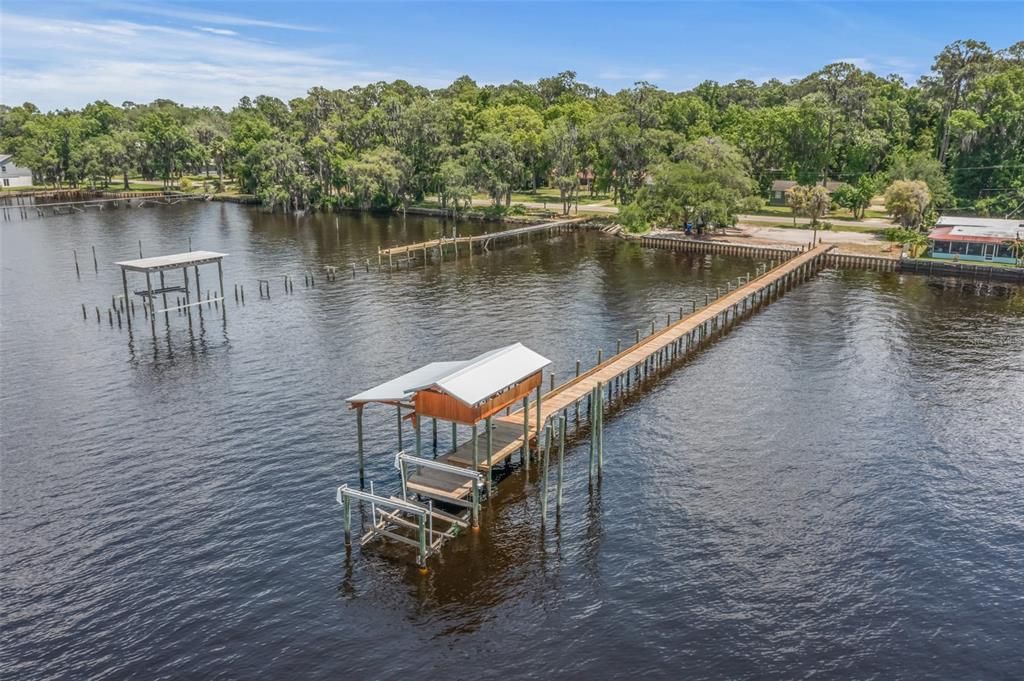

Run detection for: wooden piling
[[557, 415, 565, 509]]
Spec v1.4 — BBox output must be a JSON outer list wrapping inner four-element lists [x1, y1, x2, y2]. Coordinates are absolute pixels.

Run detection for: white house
[[0, 154, 33, 188]]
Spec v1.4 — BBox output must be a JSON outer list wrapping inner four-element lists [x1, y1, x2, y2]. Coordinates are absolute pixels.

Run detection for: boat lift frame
[[338, 452, 482, 567]]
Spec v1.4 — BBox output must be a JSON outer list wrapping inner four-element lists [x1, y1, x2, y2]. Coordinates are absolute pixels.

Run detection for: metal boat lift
[[338, 452, 483, 567]]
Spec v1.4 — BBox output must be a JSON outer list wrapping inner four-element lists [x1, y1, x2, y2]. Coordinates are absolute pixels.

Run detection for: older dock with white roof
[[114, 250, 227, 331]]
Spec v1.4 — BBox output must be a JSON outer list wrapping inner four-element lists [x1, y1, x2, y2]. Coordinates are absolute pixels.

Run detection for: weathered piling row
[[3, 191, 202, 220], [470, 244, 838, 500], [639, 235, 799, 260], [378, 217, 587, 270]]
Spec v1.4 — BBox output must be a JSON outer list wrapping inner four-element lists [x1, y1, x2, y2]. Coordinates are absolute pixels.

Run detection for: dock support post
[[471, 479, 480, 529], [121, 268, 132, 329], [145, 272, 156, 334], [418, 514, 428, 566], [396, 406, 404, 451], [159, 271, 169, 323], [356, 406, 365, 486], [535, 384, 542, 445], [217, 260, 225, 315], [541, 424, 551, 522], [471, 422, 478, 473], [343, 493, 352, 547], [485, 416, 493, 497], [597, 383, 604, 475], [416, 414, 422, 459], [451, 421, 457, 452], [557, 415, 566, 509], [431, 418, 438, 455], [522, 396, 530, 470], [588, 387, 596, 482]]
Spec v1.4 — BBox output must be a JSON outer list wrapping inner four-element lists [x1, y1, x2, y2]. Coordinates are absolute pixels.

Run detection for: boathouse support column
[[121, 269, 132, 328], [159, 272, 168, 323], [217, 260, 226, 314], [356, 406, 365, 486], [415, 415, 422, 459], [396, 406, 404, 451], [145, 272, 156, 334], [522, 396, 530, 470], [535, 384, 542, 443], [472, 423, 479, 473], [485, 416, 493, 497]]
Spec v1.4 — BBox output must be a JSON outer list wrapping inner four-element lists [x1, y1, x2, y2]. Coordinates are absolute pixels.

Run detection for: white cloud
[[196, 26, 238, 37], [103, 3, 326, 32], [0, 12, 449, 109]]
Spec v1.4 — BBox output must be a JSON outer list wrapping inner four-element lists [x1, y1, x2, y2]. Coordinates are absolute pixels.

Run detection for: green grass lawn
[[472, 188, 612, 205], [747, 205, 892, 223]]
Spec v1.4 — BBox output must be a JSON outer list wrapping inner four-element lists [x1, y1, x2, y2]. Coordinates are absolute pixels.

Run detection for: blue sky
[[2, 1, 1022, 110]]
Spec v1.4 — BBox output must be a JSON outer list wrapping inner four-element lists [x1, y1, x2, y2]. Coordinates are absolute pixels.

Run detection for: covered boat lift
[[339, 343, 550, 566], [115, 250, 227, 331]]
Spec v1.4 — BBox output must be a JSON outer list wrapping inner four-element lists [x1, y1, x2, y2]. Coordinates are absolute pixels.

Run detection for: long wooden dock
[[378, 217, 585, 268], [340, 241, 841, 567], [406, 243, 835, 504]]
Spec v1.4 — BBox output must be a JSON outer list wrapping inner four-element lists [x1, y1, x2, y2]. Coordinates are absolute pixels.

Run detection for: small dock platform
[[378, 217, 585, 268]]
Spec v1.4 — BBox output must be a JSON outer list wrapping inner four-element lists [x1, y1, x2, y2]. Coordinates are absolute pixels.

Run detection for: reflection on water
[[1, 203, 1022, 680]]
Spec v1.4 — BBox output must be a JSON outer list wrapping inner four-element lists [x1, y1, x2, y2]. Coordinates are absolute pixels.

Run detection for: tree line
[[1, 39, 1021, 225]]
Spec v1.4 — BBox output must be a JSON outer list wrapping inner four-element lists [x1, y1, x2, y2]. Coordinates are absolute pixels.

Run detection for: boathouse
[[340, 343, 550, 565], [927, 216, 1021, 265]]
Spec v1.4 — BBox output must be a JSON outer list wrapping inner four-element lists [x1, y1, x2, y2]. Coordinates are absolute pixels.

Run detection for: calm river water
[[2, 203, 1022, 680]]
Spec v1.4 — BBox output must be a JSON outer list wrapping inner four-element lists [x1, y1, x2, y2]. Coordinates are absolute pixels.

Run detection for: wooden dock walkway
[[378, 217, 585, 268], [341, 242, 840, 567], [414, 243, 835, 502]]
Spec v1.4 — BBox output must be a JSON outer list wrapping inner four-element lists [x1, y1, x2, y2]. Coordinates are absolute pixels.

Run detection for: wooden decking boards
[[341, 242, 836, 567], [407, 243, 834, 505], [378, 217, 586, 265]]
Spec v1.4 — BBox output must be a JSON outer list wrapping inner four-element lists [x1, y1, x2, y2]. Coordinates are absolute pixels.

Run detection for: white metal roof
[[346, 361, 467, 404], [115, 251, 228, 272], [347, 343, 550, 407], [936, 216, 1023, 238]]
